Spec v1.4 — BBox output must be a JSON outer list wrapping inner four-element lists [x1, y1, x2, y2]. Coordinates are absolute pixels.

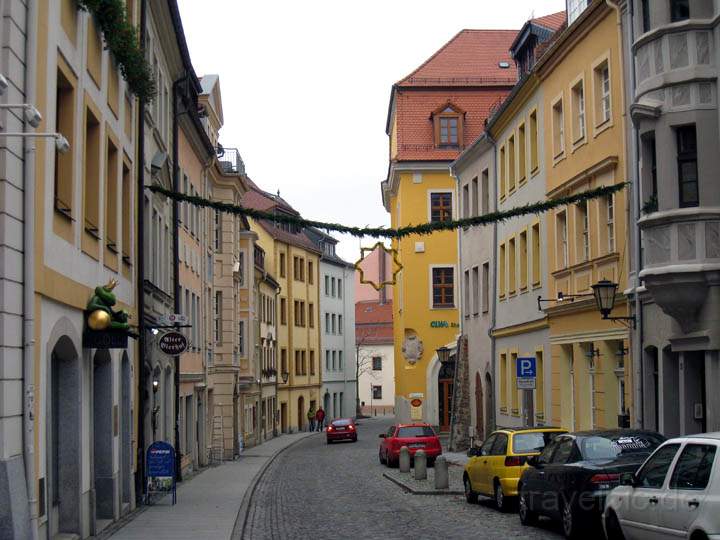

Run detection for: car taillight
[[589, 473, 621, 489], [504, 456, 525, 467], [327, 426, 334, 432], [349, 425, 355, 430]]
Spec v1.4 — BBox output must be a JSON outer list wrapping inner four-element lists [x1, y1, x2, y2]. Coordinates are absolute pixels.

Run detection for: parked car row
[[464, 427, 720, 540]]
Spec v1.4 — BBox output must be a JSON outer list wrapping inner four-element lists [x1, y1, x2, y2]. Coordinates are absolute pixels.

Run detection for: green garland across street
[[147, 182, 627, 240], [77, 0, 156, 101]]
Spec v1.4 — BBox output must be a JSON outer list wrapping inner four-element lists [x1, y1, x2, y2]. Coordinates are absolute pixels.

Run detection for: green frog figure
[[86, 278, 130, 331]]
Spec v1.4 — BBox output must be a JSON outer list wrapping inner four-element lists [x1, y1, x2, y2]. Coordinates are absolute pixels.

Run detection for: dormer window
[[432, 103, 464, 149]]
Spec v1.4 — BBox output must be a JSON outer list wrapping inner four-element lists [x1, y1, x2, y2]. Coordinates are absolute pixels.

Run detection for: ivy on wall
[[147, 182, 627, 239], [77, 0, 156, 102]]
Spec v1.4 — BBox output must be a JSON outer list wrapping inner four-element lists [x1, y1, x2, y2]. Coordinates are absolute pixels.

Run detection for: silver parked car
[[604, 433, 720, 540]]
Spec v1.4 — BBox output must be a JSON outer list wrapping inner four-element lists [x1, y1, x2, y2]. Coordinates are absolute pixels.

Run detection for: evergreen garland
[[77, 0, 156, 102], [147, 182, 627, 240]]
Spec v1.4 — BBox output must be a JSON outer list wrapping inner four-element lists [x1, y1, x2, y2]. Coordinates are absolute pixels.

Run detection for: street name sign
[[158, 313, 188, 326], [158, 332, 188, 355], [516, 356, 536, 390]]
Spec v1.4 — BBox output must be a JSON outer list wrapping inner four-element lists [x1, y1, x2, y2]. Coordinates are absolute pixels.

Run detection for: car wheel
[[561, 500, 581, 539], [379, 451, 386, 465], [464, 476, 478, 504], [518, 487, 538, 526], [427, 458, 435, 467], [353, 437, 358, 443], [494, 481, 510, 512], [604, 510, 625, 540], [327, 439, 333, 445]]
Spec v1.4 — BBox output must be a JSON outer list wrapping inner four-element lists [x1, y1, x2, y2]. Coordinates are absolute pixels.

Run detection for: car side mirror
[[378, 434, 385, 438], [467, 447, 481, 457], [620, 472, 635, 487]]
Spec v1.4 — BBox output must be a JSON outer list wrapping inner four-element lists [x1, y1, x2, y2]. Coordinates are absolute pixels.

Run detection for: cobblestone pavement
[[244, 417, 564, 539]]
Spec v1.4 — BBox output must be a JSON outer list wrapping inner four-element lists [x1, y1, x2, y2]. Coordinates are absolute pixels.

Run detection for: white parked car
[[604, 433, 720, 540]]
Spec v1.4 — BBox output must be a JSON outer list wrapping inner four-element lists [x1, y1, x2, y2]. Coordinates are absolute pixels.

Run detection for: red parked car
[[378, 424, 442, 467], [326, 418, 357, 444]]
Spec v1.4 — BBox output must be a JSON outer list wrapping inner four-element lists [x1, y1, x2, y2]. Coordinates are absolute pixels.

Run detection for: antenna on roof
[[277, 189, 280, 198], [530, 9, 535, 20]]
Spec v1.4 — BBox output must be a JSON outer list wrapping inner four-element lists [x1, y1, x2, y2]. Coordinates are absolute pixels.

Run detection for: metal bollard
[[414, 450, 427, 480], [399, 446, 410, 472], [434, 456, 449, 489]]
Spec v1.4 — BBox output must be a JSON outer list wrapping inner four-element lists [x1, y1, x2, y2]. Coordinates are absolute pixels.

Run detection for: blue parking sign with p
[[517, 357, 536, 378]]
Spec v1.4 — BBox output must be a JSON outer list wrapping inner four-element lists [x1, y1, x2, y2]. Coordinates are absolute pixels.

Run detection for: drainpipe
[[23, 0, 38, 537], [487, 134, 498, 433], [171, 74, 186, 482], [135, 0, 148, 502]]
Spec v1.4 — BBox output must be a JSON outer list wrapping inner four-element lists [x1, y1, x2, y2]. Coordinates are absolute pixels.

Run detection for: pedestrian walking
[[307, 407, 315, 432], [315, 407, 325, 431]]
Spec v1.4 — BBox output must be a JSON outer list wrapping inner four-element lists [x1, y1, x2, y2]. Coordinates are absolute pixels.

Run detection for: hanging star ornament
[[354, 242, 403, 292]]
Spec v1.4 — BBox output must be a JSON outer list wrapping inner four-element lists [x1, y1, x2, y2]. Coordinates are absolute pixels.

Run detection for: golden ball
[[88, 310, 111, 330]]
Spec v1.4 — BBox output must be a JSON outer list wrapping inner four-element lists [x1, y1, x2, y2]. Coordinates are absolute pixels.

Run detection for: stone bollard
[[414, 450, 427, 480], [399, 446, 410, 472], [434, 456, 449, 489]]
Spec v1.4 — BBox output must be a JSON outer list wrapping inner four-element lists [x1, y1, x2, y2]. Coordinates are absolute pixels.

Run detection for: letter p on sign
[[517, 357, 536, 378]]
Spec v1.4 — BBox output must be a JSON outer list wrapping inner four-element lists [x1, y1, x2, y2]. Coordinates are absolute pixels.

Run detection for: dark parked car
[[518, 429, 666, 539]]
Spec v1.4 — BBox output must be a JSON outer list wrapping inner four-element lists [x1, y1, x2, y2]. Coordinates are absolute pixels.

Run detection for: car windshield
[[512, 432, 563, 454], [332, 419, 351, 426], [397, 426, 435, 438], [580, 433, 665, 460]]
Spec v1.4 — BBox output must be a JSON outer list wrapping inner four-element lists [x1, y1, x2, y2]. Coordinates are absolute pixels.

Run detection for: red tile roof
[[532, 11, 567, 32], [397, 29, 518, 87], [394, 89, 511, 161], [389, 29, 518, 162], [241, 179, 321, 254], [355, 300, 393, 345]]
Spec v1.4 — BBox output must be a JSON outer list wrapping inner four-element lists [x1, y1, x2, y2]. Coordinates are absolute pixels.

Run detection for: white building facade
[[308, 230, 356, 421]]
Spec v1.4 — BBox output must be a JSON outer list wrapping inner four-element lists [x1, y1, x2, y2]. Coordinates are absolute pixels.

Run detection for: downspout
[[171, 75, 185, 482], [135, 0, 148, 501], [488, 133, 498, 433], [273, 285, 280, 434], [23, 0, 38, 536]]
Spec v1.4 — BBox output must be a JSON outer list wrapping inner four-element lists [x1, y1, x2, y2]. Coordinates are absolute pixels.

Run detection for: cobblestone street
[[243, 417, 563, 539]]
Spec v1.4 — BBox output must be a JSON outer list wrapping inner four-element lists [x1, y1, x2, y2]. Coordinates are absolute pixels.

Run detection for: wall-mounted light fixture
[[591, 280, 636, 329]]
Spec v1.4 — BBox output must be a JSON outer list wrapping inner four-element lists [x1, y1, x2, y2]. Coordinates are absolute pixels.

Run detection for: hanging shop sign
[[146, 441, 176, 505], [410, 398, 423, 407], [82, 279, 135, 349], [157, 332, 188, 355], [158, 313, 189, 326]]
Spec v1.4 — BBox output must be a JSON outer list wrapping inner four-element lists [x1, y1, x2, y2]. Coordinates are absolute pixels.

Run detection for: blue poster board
[[146, 441, 176, 504]]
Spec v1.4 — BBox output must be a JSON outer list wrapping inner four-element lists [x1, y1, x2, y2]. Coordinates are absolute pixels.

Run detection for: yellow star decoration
[[354, 242, 403, 292]]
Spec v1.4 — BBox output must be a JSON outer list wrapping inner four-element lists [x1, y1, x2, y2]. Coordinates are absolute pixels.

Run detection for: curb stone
[[382, 472, 464, 495]]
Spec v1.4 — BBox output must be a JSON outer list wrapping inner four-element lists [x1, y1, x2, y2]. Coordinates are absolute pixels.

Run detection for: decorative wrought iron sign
[[157, 332, 188, 356]]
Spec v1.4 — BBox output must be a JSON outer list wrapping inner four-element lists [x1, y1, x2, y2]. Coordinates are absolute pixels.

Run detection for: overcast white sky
[[178, 0, 566, 262]]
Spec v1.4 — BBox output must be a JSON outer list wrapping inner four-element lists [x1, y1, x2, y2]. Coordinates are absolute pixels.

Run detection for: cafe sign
[[430, 320, 459, 328], [157, 332, 188, 356]]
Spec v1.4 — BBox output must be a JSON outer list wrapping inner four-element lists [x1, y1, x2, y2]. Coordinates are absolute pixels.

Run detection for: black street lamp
[[436, 346, 451, 364], [281, 371, 289, 384], [591, 279, 636, 328]]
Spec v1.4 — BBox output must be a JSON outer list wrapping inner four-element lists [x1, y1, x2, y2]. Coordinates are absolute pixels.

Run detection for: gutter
[[23, 0, 38, 536], [135, 0, 148, 501]]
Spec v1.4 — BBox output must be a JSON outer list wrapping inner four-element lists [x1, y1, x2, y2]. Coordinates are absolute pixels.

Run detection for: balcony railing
[[216, 146, 245, 175]]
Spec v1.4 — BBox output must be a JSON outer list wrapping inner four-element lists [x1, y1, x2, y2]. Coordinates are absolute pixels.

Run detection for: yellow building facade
[[536, 2, 632, 431], [383, 168, 460, 428], [243, 183, 322, 433]]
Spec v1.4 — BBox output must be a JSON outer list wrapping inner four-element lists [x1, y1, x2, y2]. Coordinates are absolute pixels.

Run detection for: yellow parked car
[[463, 427, 567, 511]]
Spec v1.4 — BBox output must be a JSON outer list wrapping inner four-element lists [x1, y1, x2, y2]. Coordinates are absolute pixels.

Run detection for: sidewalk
[[107, 431, 317, 540]]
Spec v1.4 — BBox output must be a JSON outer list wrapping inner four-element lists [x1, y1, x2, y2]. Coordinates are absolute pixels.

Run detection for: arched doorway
[[93, 350, 114, 523], [438, 361, 455, 432], [120, 352, 131, 511], [475, 372, 484, 440], [297, 396, 305, 431], [48, 336, 81, 537], [485, 373, 493, 435]]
